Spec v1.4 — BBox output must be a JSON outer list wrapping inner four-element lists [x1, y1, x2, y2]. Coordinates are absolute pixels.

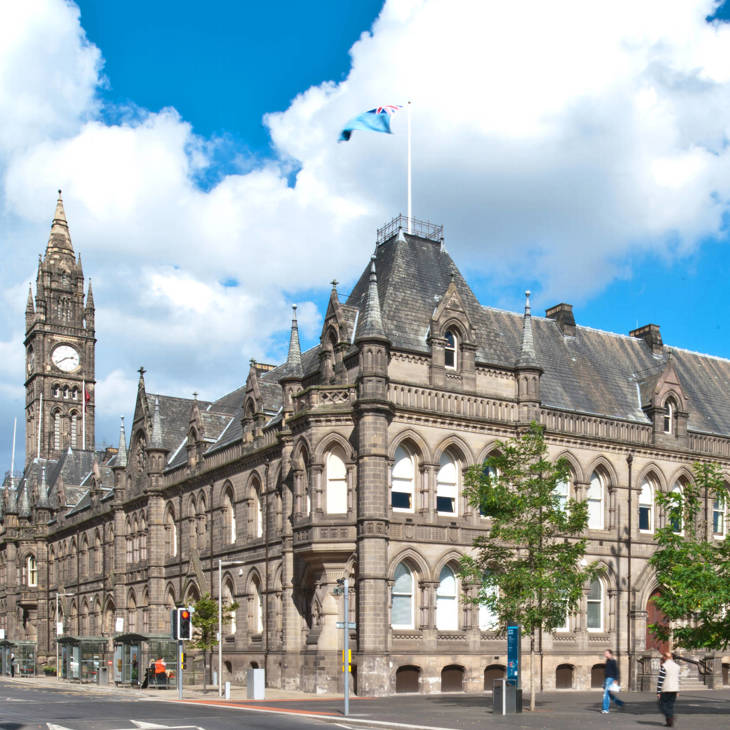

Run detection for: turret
[[85, 279, 95, 330], [279, 305, 304, 421], [146, 397, 169, 489], [515, 290, 543, 423], [25, 284, 35, 328]]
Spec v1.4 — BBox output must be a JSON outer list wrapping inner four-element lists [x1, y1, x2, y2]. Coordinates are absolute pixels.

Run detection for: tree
[[460, 422, 599, 711], [649, 461, 730, 651], [191, 592, 239, 691]]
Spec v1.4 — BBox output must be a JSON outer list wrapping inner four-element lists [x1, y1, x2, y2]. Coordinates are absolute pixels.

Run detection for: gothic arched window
[[444, 329, 458, 370], [436, 565, 458, 630], [391, 445, 415, 512], [325, 448, 348, 514], [436, 452, 459, 515], [391, 562, 414, 629]]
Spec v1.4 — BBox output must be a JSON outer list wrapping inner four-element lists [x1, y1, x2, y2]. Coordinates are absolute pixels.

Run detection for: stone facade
[[1, 200, 730, 693]]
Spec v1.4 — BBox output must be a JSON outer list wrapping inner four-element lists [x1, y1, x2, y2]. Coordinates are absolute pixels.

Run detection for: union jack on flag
[[339, 104, 403, 142]]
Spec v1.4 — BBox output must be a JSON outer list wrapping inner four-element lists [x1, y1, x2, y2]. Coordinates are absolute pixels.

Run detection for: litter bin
[[97, 666, 109, 685], [493, 679, 522, 714], [246, 668, 265, 700]]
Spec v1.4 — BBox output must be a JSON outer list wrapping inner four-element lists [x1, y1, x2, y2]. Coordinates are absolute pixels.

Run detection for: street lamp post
[[55, 592, 73, 678], [218, 559, 245, 697]]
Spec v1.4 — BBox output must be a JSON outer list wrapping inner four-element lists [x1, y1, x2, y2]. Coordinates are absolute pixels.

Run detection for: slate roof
[[345, 231, 730, 437]]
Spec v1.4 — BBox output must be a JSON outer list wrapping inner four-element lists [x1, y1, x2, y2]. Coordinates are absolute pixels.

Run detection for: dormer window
[[663, 399, 676, 434], [444, 330, 458, 370]]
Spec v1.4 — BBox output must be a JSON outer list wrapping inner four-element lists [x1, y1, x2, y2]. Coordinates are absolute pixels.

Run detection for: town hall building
[[1, 192, 729, 693]]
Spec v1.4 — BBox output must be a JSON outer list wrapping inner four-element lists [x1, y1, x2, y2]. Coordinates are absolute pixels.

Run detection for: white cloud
[[3, 0, 730, 469]]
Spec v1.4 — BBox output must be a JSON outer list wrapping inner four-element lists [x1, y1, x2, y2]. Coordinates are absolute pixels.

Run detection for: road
[[3, 678, 730, 730], [0, 681, 345, 730]]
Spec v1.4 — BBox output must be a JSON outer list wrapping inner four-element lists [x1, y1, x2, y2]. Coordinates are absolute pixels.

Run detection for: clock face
[[52, 345, 80, 373]]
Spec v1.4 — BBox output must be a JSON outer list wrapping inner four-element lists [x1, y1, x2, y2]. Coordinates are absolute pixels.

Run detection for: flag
[[339, 105, 402, 142], [85, 386, 91, 404]]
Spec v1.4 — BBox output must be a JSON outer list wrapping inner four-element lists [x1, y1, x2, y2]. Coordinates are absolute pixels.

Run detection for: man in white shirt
[[656, 652, 680, 727]]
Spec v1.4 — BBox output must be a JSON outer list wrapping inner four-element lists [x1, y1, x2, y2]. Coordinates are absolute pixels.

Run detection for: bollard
[[225, 681, 231, 700]]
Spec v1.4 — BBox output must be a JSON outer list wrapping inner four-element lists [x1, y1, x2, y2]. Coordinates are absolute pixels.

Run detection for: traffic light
[[171, 607, 193, 640], [178, 607, 193, 640]]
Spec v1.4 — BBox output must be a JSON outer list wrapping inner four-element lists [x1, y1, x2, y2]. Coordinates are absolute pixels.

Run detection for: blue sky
[[3, 0, 730, 476]]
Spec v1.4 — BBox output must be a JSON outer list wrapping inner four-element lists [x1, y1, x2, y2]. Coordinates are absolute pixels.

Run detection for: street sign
[[336, 621, 356, 629], [507, 625, 521, 687]]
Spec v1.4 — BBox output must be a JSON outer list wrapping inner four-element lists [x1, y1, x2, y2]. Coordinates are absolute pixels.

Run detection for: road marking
[[46, 720, 204, 730]]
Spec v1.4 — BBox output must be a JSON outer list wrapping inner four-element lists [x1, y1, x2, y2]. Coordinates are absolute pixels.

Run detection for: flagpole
[[407, 101, 412, 233]]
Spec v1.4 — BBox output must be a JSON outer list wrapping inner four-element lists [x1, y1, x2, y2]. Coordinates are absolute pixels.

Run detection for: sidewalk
[[6, 674, 730, 729]]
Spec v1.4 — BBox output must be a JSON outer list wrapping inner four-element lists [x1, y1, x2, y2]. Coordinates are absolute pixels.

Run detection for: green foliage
[[191, 592, 239, 653], [649, 462, 730, 650], [459, 422, 600, 636]]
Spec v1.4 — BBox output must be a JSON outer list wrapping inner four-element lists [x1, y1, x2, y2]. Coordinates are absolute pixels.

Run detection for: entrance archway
[[646, 589, 669, 654]]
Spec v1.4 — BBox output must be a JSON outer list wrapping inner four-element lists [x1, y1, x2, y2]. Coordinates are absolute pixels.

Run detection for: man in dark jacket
[[601, 649, 625, 713]]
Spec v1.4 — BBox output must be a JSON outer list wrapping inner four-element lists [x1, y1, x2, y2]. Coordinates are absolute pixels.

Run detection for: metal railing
[[376, 215, 443, 245]]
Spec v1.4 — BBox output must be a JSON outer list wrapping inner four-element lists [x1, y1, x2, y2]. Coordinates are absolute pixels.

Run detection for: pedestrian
[[9, 651, 15, 678], [657, 651, 680, 727], [601, 649, 624, 714]]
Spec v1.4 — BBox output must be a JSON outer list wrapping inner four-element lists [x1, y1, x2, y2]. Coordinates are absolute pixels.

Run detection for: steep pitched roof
[[347, 233, 514, 365]]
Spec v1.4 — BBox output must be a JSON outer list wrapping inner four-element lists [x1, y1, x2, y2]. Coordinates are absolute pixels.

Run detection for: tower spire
[[151, 396, 163, 449], [45, 189, 74, 257], [517, 290, 539, 368], [86, 279, 95, 308], [285, 304, 303, 378], [26, 284, 34, 314], [355, 256, 386, 342], [117, 416, 128, 467], [36, 466, 50, 509]]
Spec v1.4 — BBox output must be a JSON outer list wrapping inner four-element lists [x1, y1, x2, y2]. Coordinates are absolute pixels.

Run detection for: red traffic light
[[181, 610, 190, 619]]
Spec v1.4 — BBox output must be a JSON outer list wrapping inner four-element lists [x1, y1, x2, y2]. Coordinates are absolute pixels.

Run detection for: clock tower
[[24, 191, 96, 464]]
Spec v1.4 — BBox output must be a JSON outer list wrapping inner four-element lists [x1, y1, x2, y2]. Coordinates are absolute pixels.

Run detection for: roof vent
[[630, 323, 663, 354], [545, 303, 575, 336]]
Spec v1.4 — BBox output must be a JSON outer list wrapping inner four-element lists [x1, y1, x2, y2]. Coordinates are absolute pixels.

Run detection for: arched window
[[94, 533, 102, 574], [164, 505, 177, 557], [436, 565, 458, 630], [325, 449, 348, 514], [554, 477, 570, 513], [713, 493, 726, 537], [478, 573, 498, 630], [80, 537, 88, 576], [70, 412, 78, 448], [391, 562, 414, 629], [26, 555, 37, 587], [53, 410, 61, 450], [224, 578, 236, 635], [223, 487, 236, 543], [436, 452, 458, 515], [670, 483, 684, 534], [586, 578, 603, 631], [639, 478, 654, 532], [392, 446, 415, 512], [127, 592, 137, 634], [251, 479, 263, 538], [63, 385, 69, 399], [251, 578, 263, 634], [197, 495, 208, 546], [72, 387, 79, 400], [140, 516, 147, 562], [53, 384, 60, 398], [480, 463, 498, 518], [444, 329, 458, 370], [132, 518, 140, 563], [664, 398, 676, 434], [587, 471, 604, 529]]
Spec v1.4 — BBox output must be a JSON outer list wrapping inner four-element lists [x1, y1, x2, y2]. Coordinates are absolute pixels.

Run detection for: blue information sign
[[507, 625, 520, 687]]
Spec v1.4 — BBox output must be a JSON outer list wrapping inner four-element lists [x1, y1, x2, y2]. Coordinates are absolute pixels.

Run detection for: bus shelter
[[113, 634, 177, 688], [58, 636, 108, 682], [0, 640, 36, 676]]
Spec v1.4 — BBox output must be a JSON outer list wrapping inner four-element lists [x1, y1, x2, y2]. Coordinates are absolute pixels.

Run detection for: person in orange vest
[[154, 657, 166, 686]]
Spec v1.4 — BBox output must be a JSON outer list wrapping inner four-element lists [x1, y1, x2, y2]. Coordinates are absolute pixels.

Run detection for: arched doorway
[[646, 589, 669, 654]]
